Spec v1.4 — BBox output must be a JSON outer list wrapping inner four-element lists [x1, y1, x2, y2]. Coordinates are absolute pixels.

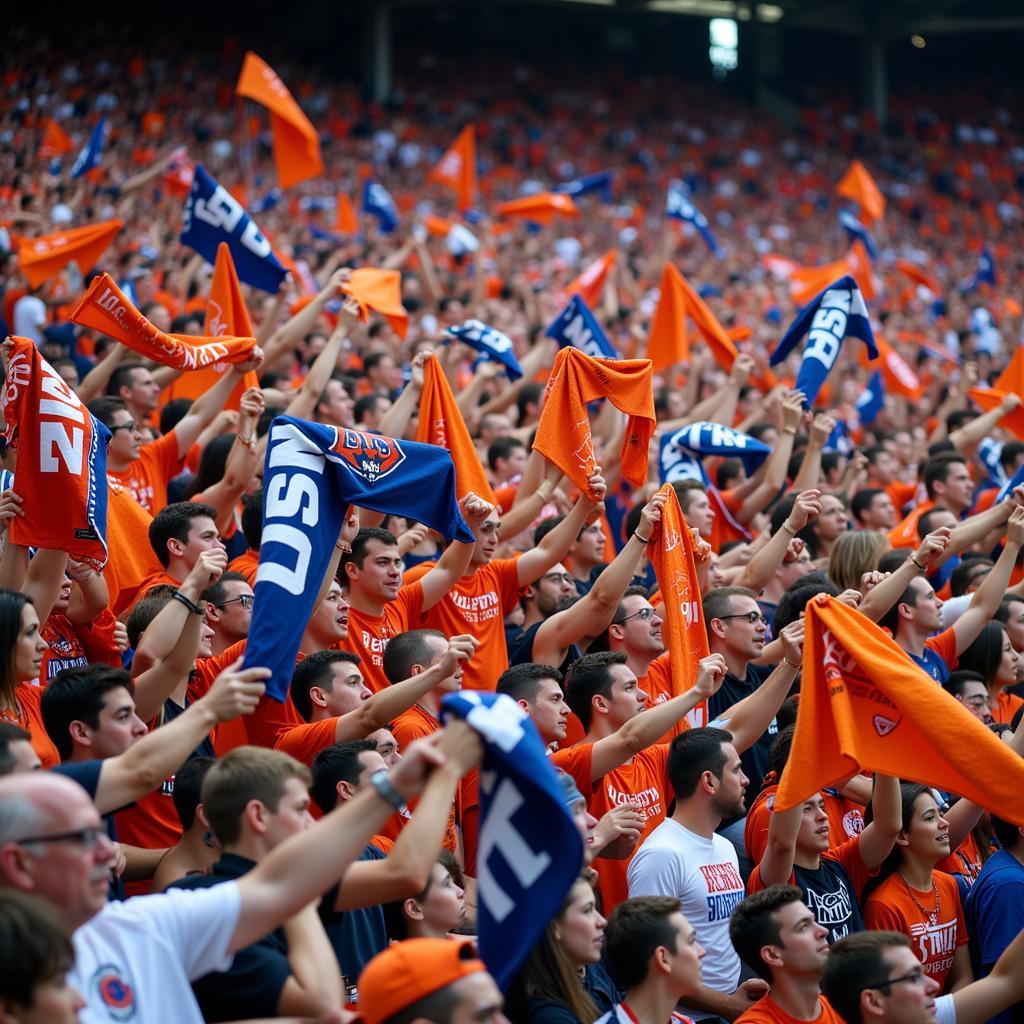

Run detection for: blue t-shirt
[[322, 843, 388, 984], [909, 646, 950, 684]]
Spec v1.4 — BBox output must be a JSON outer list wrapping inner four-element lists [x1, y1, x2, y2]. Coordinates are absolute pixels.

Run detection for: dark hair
[[703, 587, 759, 636], [241, 489, 263, 551], [160, 397, 192, 436], [605, 896, 683, 988], [185, 434, 236, 500], [990, 813, 1023, 851], [86, 395, 127, 429], [0, 722, 32, 776], [861, 783, 933, 902], [290, 651, 361, 722], [342, 527, 399, 573], [355, 393, 386, 424], [516, 382, 544, 423], [850, 488, 885, 525], [382, 629, 446, 685], [667, 727, 733, 801], [916, 507, 953, 539], [564, 651, 628, 731], [533, 515, 563, 547], [382, 850, 463, 942], [822, 931, 912, 1024], [202, 571, 249, 608], [943, 669, 987, 701], [310, 739, 379, 813], [1000, 440, 1024, 472], [106, 362, 147, 398], [125, 587, 178, 649], [0, 589, 32, 704], [949, 555, 993, 598], [41, 665, 136, 761], [877, 580, 922, 638], [149, 501, 218, 567], [173, 756, 215, 830], [0, 891, 74, 1008], [497, 663, 563, 704], [729, 885, 806, 981], [995, 593, 1024, 625], [774, 574, 839, 633], [957, 620, 1009, 687], [487, 436, 526, 473], [922, 453, 967, 501]]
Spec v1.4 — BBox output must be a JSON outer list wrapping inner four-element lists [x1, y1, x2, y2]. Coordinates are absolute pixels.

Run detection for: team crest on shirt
[[90, 964, 136, 1021], [332, 429, 406, 483], [872, 714, 900, 737]]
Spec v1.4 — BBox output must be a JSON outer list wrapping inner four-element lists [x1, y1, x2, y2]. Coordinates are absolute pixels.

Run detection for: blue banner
[[856, 370, 885, 425], [838, 208, 878, 259], [446, 320, 523, 379], [244, 417, 474, 701], [666, 180, 724, 258], [545, 294, 617, 359], [180, 165, 286, 293], [961, 245, 997, 293], [661, 421, 771, 475], [71, 119, 106, 179], [441, 691, 583, 991], [362, 179, 399, 234], [555, 171, 613, 202]]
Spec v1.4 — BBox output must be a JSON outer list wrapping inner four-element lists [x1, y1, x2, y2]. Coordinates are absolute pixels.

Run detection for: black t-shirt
[[510, 620, 580, 674], [794, 855, 865, 944], [321, 843, 388, 984]]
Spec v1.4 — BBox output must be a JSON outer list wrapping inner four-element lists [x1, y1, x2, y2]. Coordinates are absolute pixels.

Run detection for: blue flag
[[659, 434, 709, 485], [662, 421, 771, 475], [770, 275, 878, 408], [181, 166, 286, 293], [961, 245, 997, 293], [555, 171, 613, 202], [445, 320, 523, 380], [71, 119, 106, 179], [825, 421, 854, 454], [996, 458, 1024, 504], [244, 417, 474, 701], [362, 179, 399, 234], [856, 370, 885, 425], [838, 208, 878, 259], [665, 180, 724, 258], [545, 295, 617, 359], [441, 691, 583, 991]]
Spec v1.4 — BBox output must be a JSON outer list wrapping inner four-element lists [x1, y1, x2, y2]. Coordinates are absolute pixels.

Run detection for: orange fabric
[[836, 159, 886, 223], [968, 387, 1024, 440], [995, 345, 1024, 394], [415, 357, 497, 505], [749, 834, 873, 900], [992, 689, 1024, 725], [39, 118, 74, 157], [227, 549, 260, 586], [161, 244, 259, 409], [275, 716, 339, 764], [14, 684, 59, 770], [790, 244, 875, 306], [895, 260, 940, 294], [340, 582, 425, 693], [937, 832, 984, 882], [105, 481, 163, 615], [341, 268, 409, 339], [564, 250, 616, 307], [638, 653, 698, 745], [18, 220, 123, 289], [116, 786, 181, 855], [424, 214, 452, 237], [887, 500, 934, 548], [648, 264, 738, 372], [334, 193, 358, 234], [736, 994, 846, 1024], [428, 125, 477, 211], [776, 596, 1024, 825], [870, 336, 923, 401], [863, 871, 967, 992], [107, 430, 184, 514], [533, 347, 654, 493], [69, 274, 256, 371], [494, 192, 577, 226], [236, 51, 323, 189]]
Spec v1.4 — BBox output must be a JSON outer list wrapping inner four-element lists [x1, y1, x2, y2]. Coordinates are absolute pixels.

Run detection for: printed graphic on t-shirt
[[700, 862, 744, 922], [912, 919, 959, 978]]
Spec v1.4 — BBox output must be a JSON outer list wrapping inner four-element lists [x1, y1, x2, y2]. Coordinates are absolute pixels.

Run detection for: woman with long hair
[[862, 784, 973, 994], [506, 875, 606, 1024], [957, 620, 1024, 725], [0, 589, 57, 768], [828, 530, 889, 593], [383, 851, 466, 941]]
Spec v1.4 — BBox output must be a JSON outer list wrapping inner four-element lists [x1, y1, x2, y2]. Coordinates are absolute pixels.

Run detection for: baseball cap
[[358, 938, 486, 1024]]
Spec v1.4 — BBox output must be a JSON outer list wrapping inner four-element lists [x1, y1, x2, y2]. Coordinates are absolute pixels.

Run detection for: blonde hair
[[828, 530, 889, 592]]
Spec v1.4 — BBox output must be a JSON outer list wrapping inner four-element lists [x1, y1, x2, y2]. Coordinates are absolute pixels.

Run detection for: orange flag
[[565, 250, 617, 307], [415, 357, 496, 505], [162, 244, 260, 409], [341, 268, 408, 339], [647, 264, 737, 373], [865, 336, 922, 401], [968, 387, 1024, 440], [533, 347, 654, 493], [995, 345, 1024, 395], [494, 192, 578, 226], [428, 125, 477, 211], [236, 51, 323, 190], [18, 220, 123, 289], [790, 244, 875, 306], [69, 273, 256, 370], [648, 485, 711, 726], [777, 596, 1024, 824], [895, 260, 940, 295], [836, 160, 885, 224], [334, 194, 358, 235], [39, 118, 73, 157]]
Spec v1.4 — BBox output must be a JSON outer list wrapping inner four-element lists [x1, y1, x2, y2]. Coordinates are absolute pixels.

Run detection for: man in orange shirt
[[142, 501, 227, 591]]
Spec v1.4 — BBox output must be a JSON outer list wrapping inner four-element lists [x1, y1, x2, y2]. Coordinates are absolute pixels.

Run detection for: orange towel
[[39, 118, 74, 158], [968, 386, 1024, 440], [341, 268, 409, 339], [18, 220, 123, 289], [494, 192, 578, 226]]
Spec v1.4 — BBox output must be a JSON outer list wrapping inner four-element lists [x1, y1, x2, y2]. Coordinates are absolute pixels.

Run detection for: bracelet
[[782, 656, 799, 669], [908, 554, 926, 572], [369, 769, 405, 811], [782, 427, 798, 436], [335, 541, 352, 554], [634, 531, 652, 544], [237, 435, 256, 451], [781, 521, 797, 536], [171, 590, 203, 615]]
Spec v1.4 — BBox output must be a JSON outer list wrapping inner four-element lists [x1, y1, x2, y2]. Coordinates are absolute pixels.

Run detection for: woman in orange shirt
[[957, 621, 1024, 725], [0, 590, 59, 769], [862, 784, 971, 995]]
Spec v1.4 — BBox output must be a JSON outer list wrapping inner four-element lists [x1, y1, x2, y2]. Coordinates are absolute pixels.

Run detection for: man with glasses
[[942, 672, 994, 725], [202, 572, 254, 656]]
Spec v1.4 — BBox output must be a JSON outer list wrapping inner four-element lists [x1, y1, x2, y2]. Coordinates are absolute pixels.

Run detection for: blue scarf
[[545, 294, 617, 359], [838, 209, 878, 259], [71, 118, 106, 179], [666, 180, 724, 258], [770, 275, 877, 408], [361, 179, 399, 234], [445, 320, 523, 379], [856, 370, 885, 425], [244, 417, 473, 701], [181, 166, 286, 293], [555, 171, 613, 202], [662, 421, 771, 475], [441, 691, 583, 991]]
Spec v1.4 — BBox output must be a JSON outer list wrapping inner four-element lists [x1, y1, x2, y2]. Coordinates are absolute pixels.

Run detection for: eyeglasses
[[541, 572, 575, 586], [613, 607, 656, 625], [866, 969, 928, 992], [716, 610, 768, 626], [17, 825, 106, 850], [216, 594, 254, 610], [109, 421, 138, 434]]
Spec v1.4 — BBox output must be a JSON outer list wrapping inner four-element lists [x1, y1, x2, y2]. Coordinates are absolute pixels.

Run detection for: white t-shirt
[[935, 994, 956, 1024], [12, 294, 47, 344], [71, 880, 241, 1024], [627, 818, 744, 993]]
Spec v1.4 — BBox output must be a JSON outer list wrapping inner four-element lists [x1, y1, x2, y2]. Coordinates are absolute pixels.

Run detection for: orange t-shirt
[[936, 832, 985, 882], [341, 581, 424, 693], [107, 430, 184, 513], [13, 684, 59, 770], [992, 689, 1024, 725], [274, 716, 339, 764], [737, 994, 846, 1024], [640, 652, 704, 744], [863, 871, 968, 992], [106, 480, 164, 616], [227, 549, 260, 586], [405, 557, 522, 692]]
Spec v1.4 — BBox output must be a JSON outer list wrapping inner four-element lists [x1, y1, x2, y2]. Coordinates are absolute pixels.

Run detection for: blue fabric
[[555, 171, 613, 202], [361, 179, 399, 234], [441, 691, 583, 991], [180, 166, 286, 294], [665, 180, 723, 258], [71, 118, 106, 178], [856, 370, 885, 425], [244, 417, 473, 701], [996, 458, 1024, 503], [825, 421, 854, 454], [250, 188, 282, 213], [545, 295, 617, 359], [961, 245, 997, 292], [659, 435, 709, 486], [446, 320, 523, 379], [838, 208, 878, 259], [660, 421, 770, 476], [770, 275, 878, 408], [909, 647, 949, 684]]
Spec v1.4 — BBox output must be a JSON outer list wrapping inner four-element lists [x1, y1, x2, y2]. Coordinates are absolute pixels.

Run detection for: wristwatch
[[369, 769, 405, 810]]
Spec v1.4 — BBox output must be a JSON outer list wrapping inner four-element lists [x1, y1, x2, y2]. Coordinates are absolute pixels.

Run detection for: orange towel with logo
[[494, 192, 577, 226], [416, 357, 496, 505], [18, 220, 123, 289], [777, 596, 1024, 825], [236, 51, 323, 189], [565, 250, 616, 307], [428, 125, 477, 211], [836, 159, 885, 223], [533, 347, 654, 494], [341, 268, 408, 339], [69, 274, 256, 371]]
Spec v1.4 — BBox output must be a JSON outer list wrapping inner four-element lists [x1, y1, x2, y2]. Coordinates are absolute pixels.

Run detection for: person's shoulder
[[526, 995, 583, 1024], [51, 759, 103, 798], [735, 995, 786, 1024]]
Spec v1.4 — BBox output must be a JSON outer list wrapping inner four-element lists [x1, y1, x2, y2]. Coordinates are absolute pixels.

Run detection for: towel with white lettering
[[446, 320, 523, 379], [441, 691, 583, 991], [1, 337, 109, 568], [545, 294, 618, 359], [244, 417, 475, 702], [661, 421, 771, 475]]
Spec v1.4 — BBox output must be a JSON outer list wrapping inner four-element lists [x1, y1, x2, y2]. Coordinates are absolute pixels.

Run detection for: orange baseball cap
[[358, 938, 486, 1024]]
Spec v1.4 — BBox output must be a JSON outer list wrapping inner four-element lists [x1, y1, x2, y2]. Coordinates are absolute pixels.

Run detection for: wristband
[[237, 435, 256, 451], [782, 427, 798, 436], [335, 541, 352, 554], [908, 554, 926, 572], [171, 590, 203, 615], [782, 656, 799, 669], [781, 521, 797, 536], [369, 769, 406, 811], [634, 531, 652, 544]]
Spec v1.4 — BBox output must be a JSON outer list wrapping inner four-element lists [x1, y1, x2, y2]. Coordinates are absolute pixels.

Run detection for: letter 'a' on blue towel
[[244, 417, 474, 701]]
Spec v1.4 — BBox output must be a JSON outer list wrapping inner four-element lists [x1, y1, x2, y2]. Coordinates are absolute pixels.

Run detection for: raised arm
[[857, 528, 951, 623], [375, 349, 429, 441], [949, 392, 1022, 454], [855, 774, 902, 870], [75, 341, 128, 403], [734, 391, 804, 523], [262, 269, 348, 368], [282, 300, 358, 423], [418, 494, 494, 611], [951, 925, 1024, 1024], [792, 414, 835, 492], [64, 560, 110, 625], [736, 491, 821, 594]]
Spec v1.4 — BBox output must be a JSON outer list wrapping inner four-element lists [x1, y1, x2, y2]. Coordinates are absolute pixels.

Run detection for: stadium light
[[709, 16, 738, 73]]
